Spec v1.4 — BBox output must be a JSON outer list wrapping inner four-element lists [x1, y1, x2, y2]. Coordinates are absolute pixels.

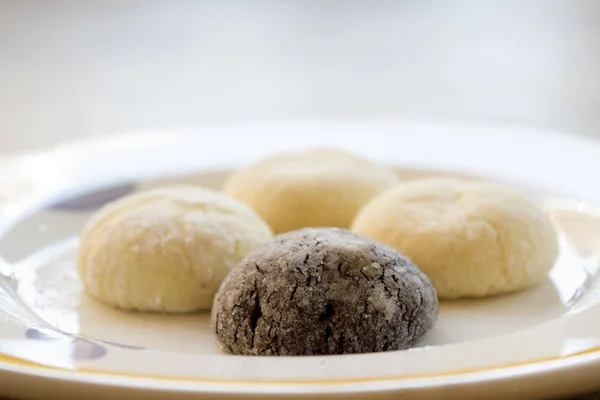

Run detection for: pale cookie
[[351, 178, 559, 299], [77, 185, 273, 313], [222, 148, 399, 234]]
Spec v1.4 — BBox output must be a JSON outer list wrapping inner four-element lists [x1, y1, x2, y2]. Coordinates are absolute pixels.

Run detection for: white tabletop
[[1, 1, 600, 155]]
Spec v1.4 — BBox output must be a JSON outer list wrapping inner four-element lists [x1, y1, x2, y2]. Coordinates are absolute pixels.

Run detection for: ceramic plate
[[1, 122, 600, 400]]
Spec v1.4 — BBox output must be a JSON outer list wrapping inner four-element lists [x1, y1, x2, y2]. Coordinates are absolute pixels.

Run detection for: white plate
[[1, 122, 600, 400]]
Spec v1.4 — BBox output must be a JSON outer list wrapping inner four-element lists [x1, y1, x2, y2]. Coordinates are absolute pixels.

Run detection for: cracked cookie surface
[[77, 185, 273, 313], [351, 178, 559, 299], [211, 227, 438, 355]]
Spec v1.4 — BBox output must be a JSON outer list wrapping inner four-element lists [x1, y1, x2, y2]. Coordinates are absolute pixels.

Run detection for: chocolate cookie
[[211, 228, 438, 355]]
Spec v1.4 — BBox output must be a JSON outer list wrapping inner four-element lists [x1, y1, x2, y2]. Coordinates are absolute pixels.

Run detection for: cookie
[[77, 185, 273, 312], [351, 178, 559, 299], [211, 227, 438, 355], [223, 148, 399, 234]]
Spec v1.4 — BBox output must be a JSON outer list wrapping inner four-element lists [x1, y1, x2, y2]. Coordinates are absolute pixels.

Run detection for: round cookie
[[222, 148, 399, 234], [211, 227, 438, 355], [77, 185, 273, 313], [351, 178, 559, 299]]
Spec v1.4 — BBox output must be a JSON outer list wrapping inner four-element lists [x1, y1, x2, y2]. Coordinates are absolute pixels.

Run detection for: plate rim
[[1, 346, 600, 396]]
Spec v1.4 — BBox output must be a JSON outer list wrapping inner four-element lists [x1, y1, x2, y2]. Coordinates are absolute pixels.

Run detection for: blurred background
[[1, 0, 600, 154]]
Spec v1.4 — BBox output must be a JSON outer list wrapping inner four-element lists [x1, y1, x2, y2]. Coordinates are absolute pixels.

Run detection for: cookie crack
[[249, 280, 262, 349]]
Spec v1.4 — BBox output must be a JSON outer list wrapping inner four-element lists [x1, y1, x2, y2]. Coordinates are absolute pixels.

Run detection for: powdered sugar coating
[[77, 185, 273, 313], [351, 178, 559, 299]]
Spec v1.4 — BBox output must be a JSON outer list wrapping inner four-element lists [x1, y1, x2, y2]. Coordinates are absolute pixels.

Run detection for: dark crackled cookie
[[210, 227, 438, 356]]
